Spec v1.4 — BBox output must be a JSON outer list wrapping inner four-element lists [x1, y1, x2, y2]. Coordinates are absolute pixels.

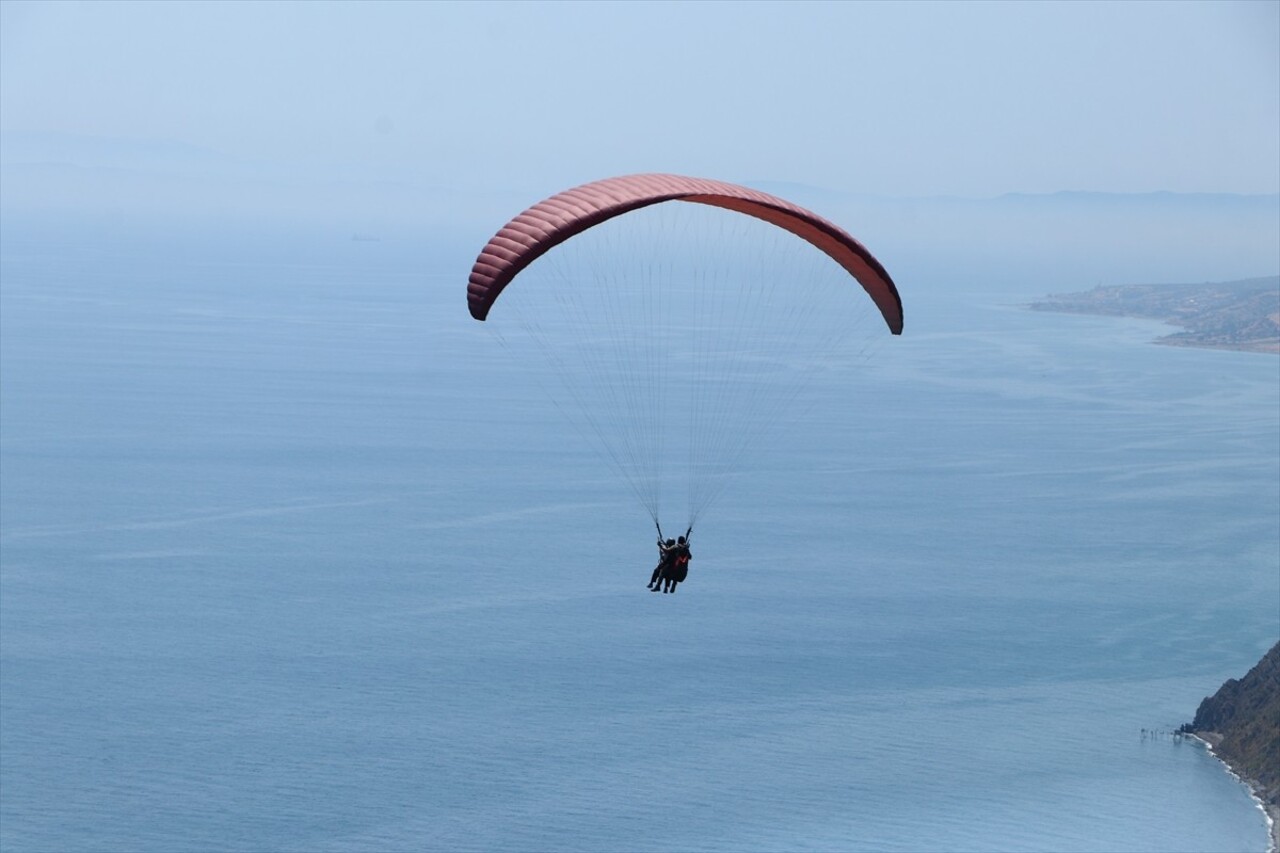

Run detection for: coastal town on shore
[[1029, 276, 1280, 354]]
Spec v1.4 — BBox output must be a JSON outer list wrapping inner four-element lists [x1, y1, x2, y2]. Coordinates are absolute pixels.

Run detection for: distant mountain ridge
[[4, 133, 1277, 288], [745, 179, 1279, 208], [997, 189, 1280, 204]]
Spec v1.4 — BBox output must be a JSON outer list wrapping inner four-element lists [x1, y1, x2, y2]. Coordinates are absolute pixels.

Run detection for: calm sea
[[2, 227, 1277, 852]]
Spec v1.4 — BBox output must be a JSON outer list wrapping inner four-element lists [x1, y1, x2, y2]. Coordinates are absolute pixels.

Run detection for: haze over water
[[1, 220, 1276, 851], [3, 2, 1278, 850]]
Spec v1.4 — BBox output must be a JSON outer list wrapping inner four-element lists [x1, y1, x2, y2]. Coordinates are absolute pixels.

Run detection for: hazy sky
[[2, 0, 1278, 197]]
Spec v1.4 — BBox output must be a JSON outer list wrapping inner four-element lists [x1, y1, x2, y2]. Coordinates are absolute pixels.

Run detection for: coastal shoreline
[[1027, 276, 1280, 355], [1154, 338, 1280, 355], [1191, 733, 1280, 853]]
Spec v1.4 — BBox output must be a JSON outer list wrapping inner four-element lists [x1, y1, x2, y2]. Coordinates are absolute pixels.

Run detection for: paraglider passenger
[[649, 539, 677, 591]]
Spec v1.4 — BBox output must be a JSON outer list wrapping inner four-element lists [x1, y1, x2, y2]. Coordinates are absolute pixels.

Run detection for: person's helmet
[[677, 536, 686, 544], [665, 539, 676, 547]]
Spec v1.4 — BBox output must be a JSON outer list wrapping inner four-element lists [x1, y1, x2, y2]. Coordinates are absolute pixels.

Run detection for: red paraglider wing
[[466, 173, 903, 334]]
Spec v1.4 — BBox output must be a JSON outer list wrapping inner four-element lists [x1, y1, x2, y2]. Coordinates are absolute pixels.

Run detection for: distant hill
[[1181, 642, 1280, 848], [1030, 276, 1280, 353]]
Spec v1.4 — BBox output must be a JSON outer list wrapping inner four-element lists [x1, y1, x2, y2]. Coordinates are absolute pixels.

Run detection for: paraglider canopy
[[467, 173, 903, 334], [465, 172, 902, 531]]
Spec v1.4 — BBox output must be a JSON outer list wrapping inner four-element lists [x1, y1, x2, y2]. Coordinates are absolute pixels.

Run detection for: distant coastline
[[1029, 276, 1280, 354]]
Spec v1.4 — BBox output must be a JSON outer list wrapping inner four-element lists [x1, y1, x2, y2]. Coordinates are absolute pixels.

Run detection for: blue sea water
[[1, 227, 1277, 852]]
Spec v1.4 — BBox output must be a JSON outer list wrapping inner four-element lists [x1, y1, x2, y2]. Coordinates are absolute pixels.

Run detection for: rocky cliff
[[1183, 641, 1280, 847]]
